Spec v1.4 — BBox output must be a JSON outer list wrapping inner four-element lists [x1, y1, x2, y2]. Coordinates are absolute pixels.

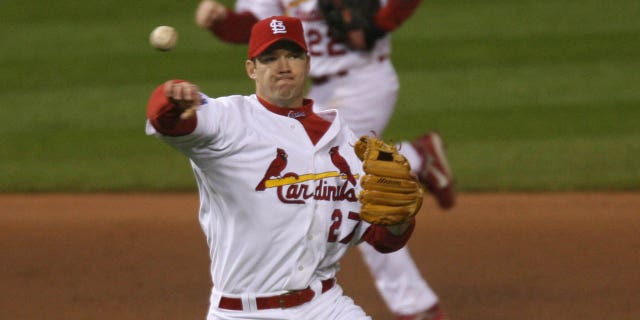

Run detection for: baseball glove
[[354, 135, 423, 225], [318, 0, 385, 51]]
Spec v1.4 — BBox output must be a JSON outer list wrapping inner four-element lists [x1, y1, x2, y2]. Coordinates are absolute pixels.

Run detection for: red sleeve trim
[[209, 10, 258, 44], [361, 218, 416, 253], [374, 0, 422, 32], [146, 81, 197, 136]]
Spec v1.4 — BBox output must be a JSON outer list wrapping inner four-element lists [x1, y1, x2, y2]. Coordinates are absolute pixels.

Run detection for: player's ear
[[246, 59, 257, 79]]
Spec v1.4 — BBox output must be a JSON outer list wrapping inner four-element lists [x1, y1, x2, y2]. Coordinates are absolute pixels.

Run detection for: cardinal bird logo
[[255, 148, 288, 191], [329, 146, 357, 186]]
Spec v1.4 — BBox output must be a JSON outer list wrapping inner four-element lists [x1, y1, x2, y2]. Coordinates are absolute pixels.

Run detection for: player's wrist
[[385, 220, 412, 236]]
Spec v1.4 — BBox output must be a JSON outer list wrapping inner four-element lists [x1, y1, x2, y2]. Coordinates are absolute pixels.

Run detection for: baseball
[[149, 26, 178, 51]]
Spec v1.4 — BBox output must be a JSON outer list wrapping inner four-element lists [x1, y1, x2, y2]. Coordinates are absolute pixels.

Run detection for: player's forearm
[[374, 0, 422, 32], [361, 218, 415, 253], [147, 82, 197, 136], [209, 10, 258, 44]]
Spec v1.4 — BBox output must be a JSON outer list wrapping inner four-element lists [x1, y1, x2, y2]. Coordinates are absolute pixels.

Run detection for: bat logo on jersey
[[255, 148, 288, 191], [255, 146, 358, 204], [329, 146, 357, 186]]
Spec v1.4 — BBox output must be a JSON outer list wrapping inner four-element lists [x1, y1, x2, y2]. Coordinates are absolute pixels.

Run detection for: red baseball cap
[[248, 16, 308, 59]]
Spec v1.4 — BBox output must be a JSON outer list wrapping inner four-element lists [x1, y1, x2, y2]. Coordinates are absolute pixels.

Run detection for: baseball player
[[146, 16, 422, 320], [195, 1, 454, 319]]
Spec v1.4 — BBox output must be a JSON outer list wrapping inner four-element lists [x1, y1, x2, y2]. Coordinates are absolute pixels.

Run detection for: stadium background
[[1, 0, 639, 319]]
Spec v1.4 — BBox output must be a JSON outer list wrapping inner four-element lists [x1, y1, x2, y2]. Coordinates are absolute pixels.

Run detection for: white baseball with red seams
[[149, 25, 178, 51]]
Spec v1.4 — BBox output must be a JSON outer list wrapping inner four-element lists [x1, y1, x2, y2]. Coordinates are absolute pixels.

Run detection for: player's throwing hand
[[163, 80, 200, 120]]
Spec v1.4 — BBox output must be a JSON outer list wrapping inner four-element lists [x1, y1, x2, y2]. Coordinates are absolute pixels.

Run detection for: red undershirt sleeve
[[361, 218, 416, 253], [146, 81, 197, 136], [374, 0, 422, 32], [209, 10, 259, 44], [207, 2, 419, 42]]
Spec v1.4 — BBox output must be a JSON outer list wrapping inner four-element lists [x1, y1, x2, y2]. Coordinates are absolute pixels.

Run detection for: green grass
[[1, 0, 639, 192]]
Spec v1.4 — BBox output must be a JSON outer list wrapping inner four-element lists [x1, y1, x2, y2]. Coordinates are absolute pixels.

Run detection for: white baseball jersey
[[222, 2, 439, 315], [147, 93, 381, 316], [235, 0, 391, 78], [227, 3, 443, 315]]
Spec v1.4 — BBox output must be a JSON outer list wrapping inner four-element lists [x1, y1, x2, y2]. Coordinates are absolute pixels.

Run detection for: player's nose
[[275, 56, 291, 70]]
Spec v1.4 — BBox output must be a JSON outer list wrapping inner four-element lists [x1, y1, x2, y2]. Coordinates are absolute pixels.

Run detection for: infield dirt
[[2, 192, 639, 319]]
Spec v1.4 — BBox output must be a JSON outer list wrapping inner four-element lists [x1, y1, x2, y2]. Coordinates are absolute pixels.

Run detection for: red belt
[[218, 278, 335, 310], [310, 55, 389, 86]]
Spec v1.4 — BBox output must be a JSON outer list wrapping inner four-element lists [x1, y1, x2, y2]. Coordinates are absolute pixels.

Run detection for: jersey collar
[[257, 96, 314, 119]]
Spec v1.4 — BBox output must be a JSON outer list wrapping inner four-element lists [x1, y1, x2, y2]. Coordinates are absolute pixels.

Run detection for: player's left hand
[[318, 0, 386, 51], [354, 135, 424, 226], [163, 80, 200, 120]]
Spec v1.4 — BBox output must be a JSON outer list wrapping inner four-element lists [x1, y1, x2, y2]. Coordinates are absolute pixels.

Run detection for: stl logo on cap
[[248, 16, 307, 59], [270, 19, 287, 34]]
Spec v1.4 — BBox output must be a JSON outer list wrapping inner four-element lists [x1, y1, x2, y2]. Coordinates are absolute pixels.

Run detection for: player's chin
[[275, 86, 302, 100]]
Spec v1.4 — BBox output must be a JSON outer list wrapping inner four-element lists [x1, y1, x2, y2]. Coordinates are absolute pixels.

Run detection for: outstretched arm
[[195, 0, 258, 44], [147, 80, 200, 136]]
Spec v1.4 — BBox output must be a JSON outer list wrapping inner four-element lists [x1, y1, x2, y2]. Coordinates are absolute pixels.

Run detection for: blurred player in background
[[195, 1, 455, 319]]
